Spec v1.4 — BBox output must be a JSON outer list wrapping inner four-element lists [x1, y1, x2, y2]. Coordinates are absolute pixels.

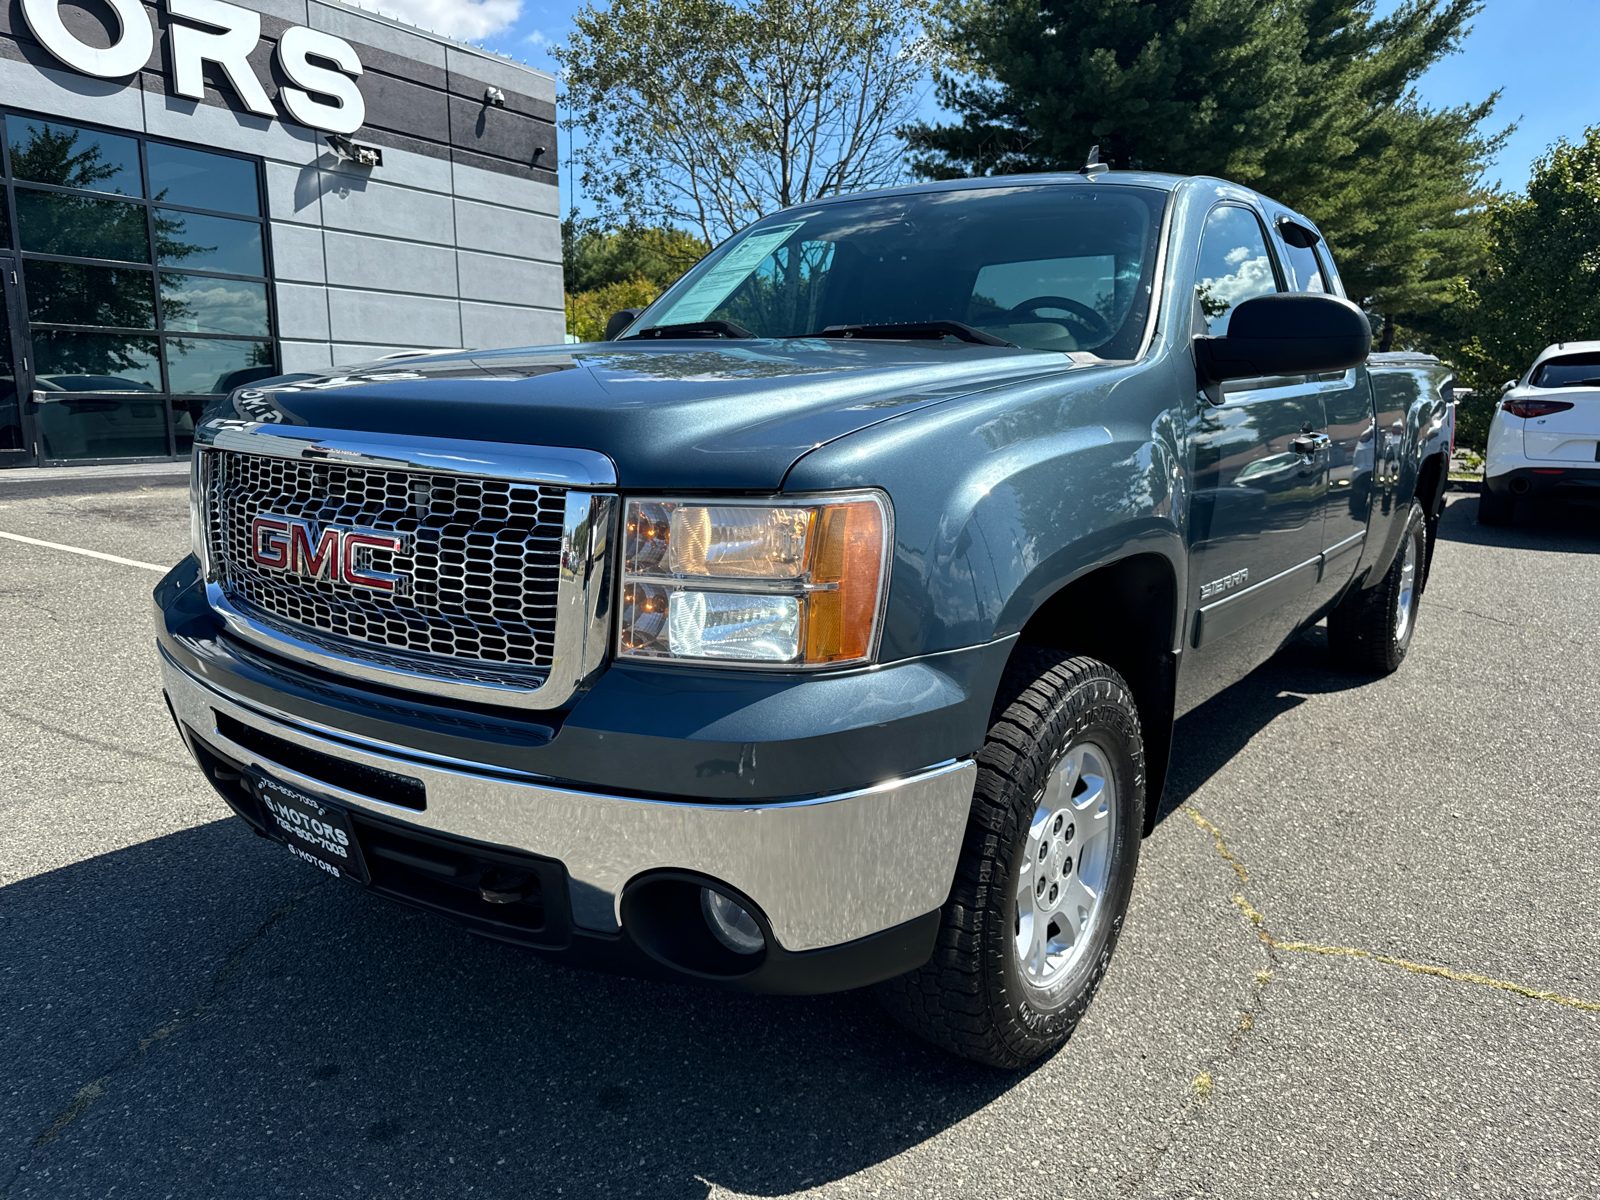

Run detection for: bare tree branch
[[555, 0, 941, 245]]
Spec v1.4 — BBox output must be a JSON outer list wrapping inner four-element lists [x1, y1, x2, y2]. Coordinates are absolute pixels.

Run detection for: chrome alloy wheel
[[1014, 741, 1117, 992], [1395, 531, 1420, 643]]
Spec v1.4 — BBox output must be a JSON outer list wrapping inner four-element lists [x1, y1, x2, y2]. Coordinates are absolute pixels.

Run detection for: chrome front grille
[[203, 450, 566, 684]]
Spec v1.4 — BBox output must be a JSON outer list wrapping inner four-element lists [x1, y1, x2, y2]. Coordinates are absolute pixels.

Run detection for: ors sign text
[[22, 0, 365, 134]]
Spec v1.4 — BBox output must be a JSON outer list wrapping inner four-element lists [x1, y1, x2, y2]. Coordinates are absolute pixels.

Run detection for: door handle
[[1290, 432, 1331, 456]]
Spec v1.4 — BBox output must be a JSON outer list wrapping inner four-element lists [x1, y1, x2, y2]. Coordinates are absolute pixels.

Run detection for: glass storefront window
[[8, 119, 142, 195], [0, 274, 21, 455], [37, 397, 169, 459], [155, 209, 264, 276], [147, 143, 259, 216], [32, 330, 162, 391], [160, 274, 269, 336], [25, 261, 156, 328], [15, 188, 151, 261], [165, 337, 273, 395], [2, 109, 278, 461]]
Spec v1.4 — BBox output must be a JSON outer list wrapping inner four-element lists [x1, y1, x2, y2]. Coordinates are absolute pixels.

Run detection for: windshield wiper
[[807, 321, 1017, 348], [624, 320, 756, 340], [1557, 377, 1600, 387]]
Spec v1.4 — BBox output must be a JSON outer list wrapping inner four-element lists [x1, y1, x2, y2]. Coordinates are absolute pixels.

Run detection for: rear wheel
[[875, 650, 1144, 1069], [1329, 499, 1426, 674]]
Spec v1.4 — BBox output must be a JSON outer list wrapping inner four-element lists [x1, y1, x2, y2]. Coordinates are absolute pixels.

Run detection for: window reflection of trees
[[7, 119, 271, 404]]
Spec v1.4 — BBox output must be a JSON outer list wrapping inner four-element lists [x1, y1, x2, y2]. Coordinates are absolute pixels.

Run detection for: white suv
[[1481, 341, 1600, 524]]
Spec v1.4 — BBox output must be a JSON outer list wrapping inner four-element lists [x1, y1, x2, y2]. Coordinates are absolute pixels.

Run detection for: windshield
[[634, 184, 1168, 357], [1532, 352, 1600, 388]]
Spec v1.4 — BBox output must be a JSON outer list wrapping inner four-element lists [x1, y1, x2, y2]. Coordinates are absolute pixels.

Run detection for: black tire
[[1329, 499, 1426, 674], [1478, 487, 1513, 526], [874, 649, 1145, 1069]]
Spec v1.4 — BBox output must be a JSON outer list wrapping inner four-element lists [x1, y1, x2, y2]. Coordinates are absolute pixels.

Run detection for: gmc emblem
[[249, 515, 406, 593]]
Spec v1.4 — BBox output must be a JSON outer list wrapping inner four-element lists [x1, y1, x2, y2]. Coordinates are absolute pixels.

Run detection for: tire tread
[[875, 648, 1144, 1069]]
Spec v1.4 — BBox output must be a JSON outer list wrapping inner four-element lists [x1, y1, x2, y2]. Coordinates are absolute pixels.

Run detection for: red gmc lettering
[[248, 515, 406, 592], [251, 516, 290, 569], [341, 532, 404, 593], [289, 523, 341, 581]]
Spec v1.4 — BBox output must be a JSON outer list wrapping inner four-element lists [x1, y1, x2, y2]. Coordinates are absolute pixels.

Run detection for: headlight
[[619, 492, 890, 668]]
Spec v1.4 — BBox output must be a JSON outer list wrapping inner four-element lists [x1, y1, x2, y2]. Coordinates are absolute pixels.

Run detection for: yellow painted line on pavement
[[0, 529, 168, 573]]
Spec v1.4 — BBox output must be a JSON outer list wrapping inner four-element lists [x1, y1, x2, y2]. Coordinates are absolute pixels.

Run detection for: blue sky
[[370, 0, 1599, 206]]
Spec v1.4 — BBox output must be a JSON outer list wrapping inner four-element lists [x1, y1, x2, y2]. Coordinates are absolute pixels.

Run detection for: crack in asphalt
[[1117, 802, 1598, 1197], [0, 708, 192, 773], [1195, 807, 1600, 1013], [1427, 599, 1594, 648], [1114, 815, 1281, 1194], [1, 883, 326, 1195]]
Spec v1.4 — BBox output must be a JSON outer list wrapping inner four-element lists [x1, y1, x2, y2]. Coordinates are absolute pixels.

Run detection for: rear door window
[[1281, 240, 1327, 293]]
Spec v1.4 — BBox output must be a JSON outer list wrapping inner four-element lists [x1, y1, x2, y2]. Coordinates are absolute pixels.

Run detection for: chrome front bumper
[[161, 654, 975, 953]]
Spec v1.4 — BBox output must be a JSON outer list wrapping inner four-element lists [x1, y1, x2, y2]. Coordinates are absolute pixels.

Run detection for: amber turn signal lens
[[803, 498, 886, 664]]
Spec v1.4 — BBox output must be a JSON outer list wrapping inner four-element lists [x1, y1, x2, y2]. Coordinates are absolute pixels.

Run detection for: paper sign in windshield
[[658, 223, 806, 326]]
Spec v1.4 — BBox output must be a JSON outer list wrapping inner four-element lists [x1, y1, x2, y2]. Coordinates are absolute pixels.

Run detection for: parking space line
[[0, 530, 168, 573]]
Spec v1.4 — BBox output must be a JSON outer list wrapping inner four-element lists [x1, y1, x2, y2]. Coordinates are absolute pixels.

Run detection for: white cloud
[[1196, 255, 1276, 332], [524, 28, 549, 46], [342, 0, 522, 42]]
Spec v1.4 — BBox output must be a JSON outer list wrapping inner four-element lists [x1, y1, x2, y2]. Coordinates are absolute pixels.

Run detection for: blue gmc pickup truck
[[155, 172, 1453, 1068]]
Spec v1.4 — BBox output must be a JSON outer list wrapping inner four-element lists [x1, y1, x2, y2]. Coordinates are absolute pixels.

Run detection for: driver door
[[1179, 204, 1331, 708]]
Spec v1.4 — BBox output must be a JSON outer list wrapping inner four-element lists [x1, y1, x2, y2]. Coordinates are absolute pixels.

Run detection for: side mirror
[[605, 308, 644, 341], [1500, 379, 1517, 394], [1194, 293, 1372, 385]]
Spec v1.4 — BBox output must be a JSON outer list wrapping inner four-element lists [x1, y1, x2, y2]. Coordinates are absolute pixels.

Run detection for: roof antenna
[[1082, 145, 1108, 178]]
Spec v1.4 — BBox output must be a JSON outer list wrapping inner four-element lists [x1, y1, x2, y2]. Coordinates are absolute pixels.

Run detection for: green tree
[[909, 0, 1505, 325], [563, 217, 709, 292], [565, 276, 668, 342], [554, 0, 941, 245], [1438, 127, 1600, 446]]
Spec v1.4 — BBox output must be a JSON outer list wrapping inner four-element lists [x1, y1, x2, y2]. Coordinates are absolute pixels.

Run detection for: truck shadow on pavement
[[1154, 628, 1368, 827], [2, 819, 1016, 1199]]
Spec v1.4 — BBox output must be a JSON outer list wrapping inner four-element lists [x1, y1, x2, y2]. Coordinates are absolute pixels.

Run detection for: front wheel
[[1329, 499, 1426, 674], [875, 650, 1145, 1069]]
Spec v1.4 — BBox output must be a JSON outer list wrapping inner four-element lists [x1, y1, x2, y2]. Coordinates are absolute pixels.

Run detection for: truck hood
[[216, 340, 1084, 489]]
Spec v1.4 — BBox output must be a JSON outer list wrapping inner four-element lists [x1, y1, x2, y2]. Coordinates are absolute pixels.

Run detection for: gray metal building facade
[[0, 0, 561, 466]]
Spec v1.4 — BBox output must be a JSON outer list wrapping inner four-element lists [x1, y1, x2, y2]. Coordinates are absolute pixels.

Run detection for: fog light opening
[[701, 887, 766, 955]]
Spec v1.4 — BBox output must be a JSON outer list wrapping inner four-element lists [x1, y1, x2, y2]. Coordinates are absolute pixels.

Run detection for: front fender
[[783, 357, 1187, 660]]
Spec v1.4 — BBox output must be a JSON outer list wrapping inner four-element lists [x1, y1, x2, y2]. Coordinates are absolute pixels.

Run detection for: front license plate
[[249, 771, 369, 884]]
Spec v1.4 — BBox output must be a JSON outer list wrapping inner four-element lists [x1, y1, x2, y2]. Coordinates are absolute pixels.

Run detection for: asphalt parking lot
[[1, 473, 1596, 1200]]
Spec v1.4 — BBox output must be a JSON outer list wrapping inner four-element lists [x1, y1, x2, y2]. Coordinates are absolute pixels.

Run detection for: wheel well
[[1008, 554, 1178, 835], [1416, 451, 1448, 520]]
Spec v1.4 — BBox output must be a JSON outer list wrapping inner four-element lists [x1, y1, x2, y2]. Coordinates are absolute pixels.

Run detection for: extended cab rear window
[[1532, 353, 1600, 388]]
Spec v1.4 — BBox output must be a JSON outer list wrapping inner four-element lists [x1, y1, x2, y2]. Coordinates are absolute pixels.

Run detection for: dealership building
[[0, 0, 562, 467]]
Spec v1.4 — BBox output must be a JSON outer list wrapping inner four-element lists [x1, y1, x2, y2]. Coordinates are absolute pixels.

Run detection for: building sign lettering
[[20, 0, 366, 134]]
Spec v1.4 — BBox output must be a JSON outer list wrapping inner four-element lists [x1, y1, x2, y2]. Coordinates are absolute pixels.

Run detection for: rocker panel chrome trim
[[162, 656, 976, 953]]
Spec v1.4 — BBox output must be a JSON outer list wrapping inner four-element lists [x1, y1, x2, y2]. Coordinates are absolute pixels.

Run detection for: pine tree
[[909, 0, 1507, 320]]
